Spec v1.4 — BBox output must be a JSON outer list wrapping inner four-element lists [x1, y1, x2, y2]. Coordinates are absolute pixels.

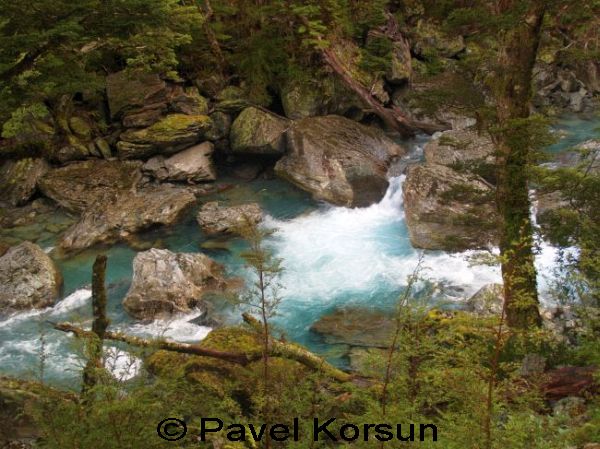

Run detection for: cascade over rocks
[[229, 107, 289, 155], [116, 114, 213, 159], [0, 158, 48, 207], [197, 201, 262, 236], [403, 164, 498, 251], [59, 185, 196, 252], [143, 142, 216, 182], [275, 115, 405, 207], [122, 248, 228, 320], [38, 160, 142, 213], [0, 242, 63, 312]]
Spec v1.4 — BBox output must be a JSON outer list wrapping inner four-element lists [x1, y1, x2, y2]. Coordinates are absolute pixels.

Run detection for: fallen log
[[53, 318, 352, 383]]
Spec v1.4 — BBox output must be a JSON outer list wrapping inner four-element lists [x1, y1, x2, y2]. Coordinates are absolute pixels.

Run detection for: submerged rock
[[197, 201, 262, 236], [0, 158, 49, 207], [403, 164, 499, 251], [123, 248, 228, 319], [0, 242, 62, 312], [59, 185, 196, 252], [310, 308, 395, 347], [38, 160, 142, 213], [275, 115, 404, 207], [230, 107, 289, 155], [143, 142, 216, 182], [117, 114, 213, 159]]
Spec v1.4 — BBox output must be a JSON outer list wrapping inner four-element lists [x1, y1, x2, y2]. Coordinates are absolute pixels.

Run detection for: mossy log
[[53, 316, 351, 383]]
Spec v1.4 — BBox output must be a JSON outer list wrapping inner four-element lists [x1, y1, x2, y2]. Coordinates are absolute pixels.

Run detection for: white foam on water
[[0, 288, 92, 329], [123, 308, 212, 343], [104, 347, 142, 381], [266, 176, 571, 311]]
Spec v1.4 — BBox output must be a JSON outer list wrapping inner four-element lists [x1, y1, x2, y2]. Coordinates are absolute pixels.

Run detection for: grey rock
[[59, 185, 196, 252], [0, 242, 63, 312], [123, 248, 227, 320], [403, 164, 499, 250], [197, 201, 262, 236], [143, 142, 216, 183], [275, 115, 405, 207], [38, 160, 142, 213], [466, 283, 504, 316]]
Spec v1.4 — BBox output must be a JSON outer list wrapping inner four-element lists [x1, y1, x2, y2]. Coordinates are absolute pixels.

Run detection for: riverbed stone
[[123, 248, 228, 319], [59, 185, 196, 252], [143, 142, 216, 182], [275, 115, 405, 207], [310, 308, 395, 347], [403, 164, 499, 251], [117, 114, 213, 159], [0, 242, 63, 312], [197, 201, 262, 236], [230, 107, 289, 155], [38, 160, 143, 213], [0, 158, 49, 207]]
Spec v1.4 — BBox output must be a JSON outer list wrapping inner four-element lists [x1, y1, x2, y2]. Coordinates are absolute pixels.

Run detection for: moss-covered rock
[[0, 158, 49, 207], [117, 114, 213, 159], [281, 81, 323, 120], [214, 86, 251, 114], [230, 107, 288, 155], [171, 86, 210, 115]]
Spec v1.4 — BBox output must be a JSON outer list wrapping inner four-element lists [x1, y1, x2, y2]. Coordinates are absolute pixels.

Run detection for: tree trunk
[[82, 255, 109, 393], [493, 0, 545, 329]]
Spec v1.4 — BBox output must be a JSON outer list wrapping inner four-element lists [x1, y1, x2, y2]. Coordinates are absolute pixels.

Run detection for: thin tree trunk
[[82, 255, 109, 393], [493, 0, 546, 328]]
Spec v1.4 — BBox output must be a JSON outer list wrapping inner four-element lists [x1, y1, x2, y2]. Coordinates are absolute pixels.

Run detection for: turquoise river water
[[0, 114, 597, 388]]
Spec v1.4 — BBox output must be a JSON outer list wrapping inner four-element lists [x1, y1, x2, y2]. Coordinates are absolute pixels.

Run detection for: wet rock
[[0, 242, 62, 312], [0, 158, 49, 207], [143, 142, 216, 183], [310, 308, 395, 347], [117, 114, 213, 159], [123, 248, 228, 319], [197, 201, 262, 236], [466, 283, 503, 316], [230, 107, 289, 155], [106, 71, 169, 119], [403, 164, 498, 251], [59, 185, 196, 252], [275, 115, 405, 207], [38, 160, 142, 213]]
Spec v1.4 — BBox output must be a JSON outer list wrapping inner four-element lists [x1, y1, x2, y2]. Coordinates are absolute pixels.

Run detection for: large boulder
[[0, 242, 62, 312], [59, 185, 196, 252], [197, 201, 262, 236], [38, 160, 142, 213], [275, 115, 405, 207], [123, 248, 228, 319], [230, 107, 289, 155], [117, 114, 213, 159], [106, 71, 169, 119], [403, 164, 499, 251], [281, 81, 323, 120], [0, 158, 49, 207], [143, 142, 216, 182]]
